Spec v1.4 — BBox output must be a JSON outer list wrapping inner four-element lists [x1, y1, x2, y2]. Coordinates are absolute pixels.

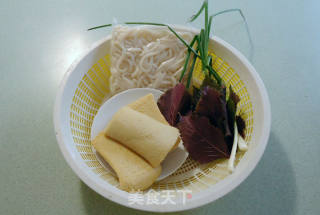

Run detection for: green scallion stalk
[[87, 24, 112, 31], [179, 35, 198, 82], [186, 49, 199, 89]]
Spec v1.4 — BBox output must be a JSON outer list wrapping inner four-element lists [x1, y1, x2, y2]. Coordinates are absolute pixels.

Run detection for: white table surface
[[1, 0, 319, 214]]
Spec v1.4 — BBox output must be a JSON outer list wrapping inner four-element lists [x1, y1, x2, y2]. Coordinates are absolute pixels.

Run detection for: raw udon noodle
[[110, 25, 194, 95]]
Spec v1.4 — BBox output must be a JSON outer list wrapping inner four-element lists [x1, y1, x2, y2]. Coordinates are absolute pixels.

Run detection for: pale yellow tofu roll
[[92, 133, 161, 192], [127, 93, 168, 125], [104, 106, 180, 167], [127, 93, 180, 151]]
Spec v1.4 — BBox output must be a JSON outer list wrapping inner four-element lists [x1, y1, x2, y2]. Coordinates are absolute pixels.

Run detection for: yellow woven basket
[[54, 26, 270, 212]]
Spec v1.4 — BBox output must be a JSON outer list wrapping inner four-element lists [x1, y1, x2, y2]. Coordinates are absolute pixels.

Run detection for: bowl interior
[[54, 28, 270, 212]]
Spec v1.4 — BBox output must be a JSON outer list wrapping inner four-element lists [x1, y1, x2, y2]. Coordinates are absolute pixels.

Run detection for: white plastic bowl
[[54, 26, 271, 212]]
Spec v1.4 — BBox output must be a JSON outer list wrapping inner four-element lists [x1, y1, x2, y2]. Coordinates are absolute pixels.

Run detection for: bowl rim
[[54, 25, 271, 212]]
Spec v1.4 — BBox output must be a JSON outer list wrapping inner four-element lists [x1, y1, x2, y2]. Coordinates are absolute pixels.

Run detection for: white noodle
[[109, 25, 194, 94]]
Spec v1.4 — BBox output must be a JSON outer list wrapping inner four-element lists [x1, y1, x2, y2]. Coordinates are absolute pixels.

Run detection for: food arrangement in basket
[[54, 0, 270, 212]]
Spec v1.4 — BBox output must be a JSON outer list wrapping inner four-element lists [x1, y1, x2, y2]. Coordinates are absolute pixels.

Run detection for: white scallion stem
[[228, 122, 238, 172], [238, 134, 248, 151]]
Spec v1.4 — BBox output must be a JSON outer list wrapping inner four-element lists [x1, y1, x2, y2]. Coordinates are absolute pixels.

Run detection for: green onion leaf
[[87, 24, 112, 31], [209, 9, 253, 54], [186, 49, 198, 89], [207, 66, 222, 86], [189, 0, 208, 22], [180, 35, 198, 82]]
